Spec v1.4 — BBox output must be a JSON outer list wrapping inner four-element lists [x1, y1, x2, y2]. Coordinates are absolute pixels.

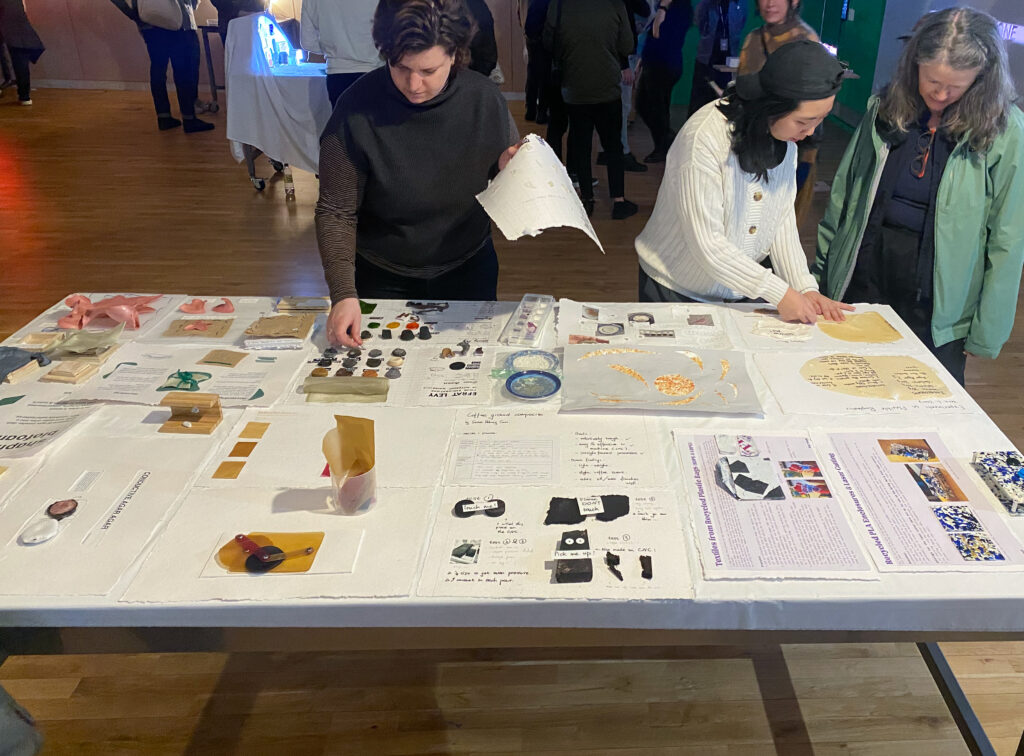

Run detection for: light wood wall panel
[[25, 0, 523, 92]]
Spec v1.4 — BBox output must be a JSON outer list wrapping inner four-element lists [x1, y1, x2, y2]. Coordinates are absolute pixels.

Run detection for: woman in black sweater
[[315, 0, 519, 347]]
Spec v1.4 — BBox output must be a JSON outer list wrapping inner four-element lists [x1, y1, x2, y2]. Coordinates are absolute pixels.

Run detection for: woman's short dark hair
[[372, 0, 476, 69], [717, 90, 797, 182]]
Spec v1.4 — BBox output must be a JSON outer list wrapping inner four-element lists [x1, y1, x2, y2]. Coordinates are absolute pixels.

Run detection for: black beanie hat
[[735, 39, 847, 101]]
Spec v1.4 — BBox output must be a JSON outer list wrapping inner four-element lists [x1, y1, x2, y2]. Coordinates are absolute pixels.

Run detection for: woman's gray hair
[[879, 6, 1016, 153]]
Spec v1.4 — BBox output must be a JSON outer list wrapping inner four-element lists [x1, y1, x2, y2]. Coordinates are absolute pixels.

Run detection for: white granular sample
[[512, 354, 555, 370]]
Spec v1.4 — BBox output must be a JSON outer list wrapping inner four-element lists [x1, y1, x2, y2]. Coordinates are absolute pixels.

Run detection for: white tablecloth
[[225, 13, 331, 175]]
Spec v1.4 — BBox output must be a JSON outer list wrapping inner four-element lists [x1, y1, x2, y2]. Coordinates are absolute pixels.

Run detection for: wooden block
[[39, 361, 99, 384], [158, 392, 222, 435], [2, 360, 42, 384]]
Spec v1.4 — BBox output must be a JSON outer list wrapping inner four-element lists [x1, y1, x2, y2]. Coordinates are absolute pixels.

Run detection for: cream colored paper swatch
[[817, 311, 903, 343], [799, 354, 951, 400]]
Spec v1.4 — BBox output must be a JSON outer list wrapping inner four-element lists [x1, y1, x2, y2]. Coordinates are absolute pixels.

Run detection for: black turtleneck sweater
[[315, 65, 517, 303]]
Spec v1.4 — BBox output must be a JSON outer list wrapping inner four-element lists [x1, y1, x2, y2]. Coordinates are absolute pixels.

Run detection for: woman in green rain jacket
[[813, 7, 1024, 385]]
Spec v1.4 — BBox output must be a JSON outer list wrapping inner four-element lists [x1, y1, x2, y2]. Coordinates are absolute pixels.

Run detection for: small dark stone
[[368, 349, 382, 357], [342, 358, 358, 369], [346, 349, 361, 358], [317, 358, 333, 368], [336, 368, 353, 377], [391, 348, 407, 357], [399, 329, 415, 341], [360, 330, 372, 340], [381, 329, 392, 339], [449, 361, 465, 371], [385, 367, 402, 379], [366, 358, 382, 368], [418, 326, 432, 340]]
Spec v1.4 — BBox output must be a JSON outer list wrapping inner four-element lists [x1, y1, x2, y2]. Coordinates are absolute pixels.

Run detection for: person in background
[[598, 0, 653, 173], [211, 0, 267, 45], [300, 0, 379, 108], [0, 37, 16, 92], [687, 0, 744, 117], [544, 0, 638, 219], [464, 0, 498, 78], [637, 41, 851, 324], [0, 0, 43, 106], [315, 0, 520, 347], [110, 0, 213, 132], [738, 0, 820, 221], [814, 8, 1024, 386], [519, 0, 550, 123], [636, 0, 692, 163]]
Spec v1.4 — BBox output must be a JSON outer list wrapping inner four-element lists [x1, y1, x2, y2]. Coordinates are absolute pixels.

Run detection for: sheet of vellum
[[323, 415, 375, 481], [731, 304, 913, 351], [560, 344, 763, 415], [475, 133, 604, 252], [755, 352, 970, 416], [119, 485, 433, 602], [76, 342, 308, 408], [416, 486, 692, 599], [555, 299, 733, 349], [196, 406, 453, 490], [0, 403, 236, 596], [54, 324, 126, 356], [444, 408, 670, 488]]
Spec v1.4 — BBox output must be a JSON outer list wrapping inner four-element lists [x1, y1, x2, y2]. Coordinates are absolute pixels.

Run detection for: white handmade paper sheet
[[0, 397, 97, 458], [120, 485, 435, 602], [77, 342, 308, 408], [444, 409, 669, 488], [475, 133, 604, 252], [754, 351, 972, 416], [676, 432, 873, 578], [730, 304, 915, 351], [827, 432, 1024, 571], [417, 486, 692, 599], [196, 406, 456, 490], [0, 404, 236, 595], [556, 299, 734, 349]]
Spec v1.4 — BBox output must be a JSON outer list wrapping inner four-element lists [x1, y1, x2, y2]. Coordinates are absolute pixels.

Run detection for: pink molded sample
[[179, 299, 207, 314], [212, 298, 234, 313]]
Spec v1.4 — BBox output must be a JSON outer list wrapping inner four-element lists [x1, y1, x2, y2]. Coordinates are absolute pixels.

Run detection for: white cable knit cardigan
[[635, 101, 819, 305]]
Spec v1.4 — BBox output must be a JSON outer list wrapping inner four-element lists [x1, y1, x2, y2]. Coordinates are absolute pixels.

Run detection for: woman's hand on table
[[803, 290, 855, 322], [498, 139, 527, 172], [326, 298, 363, 347], [777, 288, 819, 324]]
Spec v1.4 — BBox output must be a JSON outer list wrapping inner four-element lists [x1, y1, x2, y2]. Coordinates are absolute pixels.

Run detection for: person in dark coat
[[0, 0, 44, 105]]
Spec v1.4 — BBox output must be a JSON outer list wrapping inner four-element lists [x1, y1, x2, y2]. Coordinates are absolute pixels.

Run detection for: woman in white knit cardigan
[[635, 40, 851, 324]]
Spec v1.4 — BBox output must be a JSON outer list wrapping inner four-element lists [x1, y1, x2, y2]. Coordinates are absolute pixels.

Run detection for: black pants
[[8, 46, 32, 102], [524, 38, 549, 119], [0, 42, 13, 83], [141, 28, 200, 118], [845, 223, 967, 385], [638, 264, 752, 304], [327, 73, 363, 109], [567, 100, 624, 200], [355, 239, 499, 301], [545, 74, 569, 161], [637, 63, 680, 155]]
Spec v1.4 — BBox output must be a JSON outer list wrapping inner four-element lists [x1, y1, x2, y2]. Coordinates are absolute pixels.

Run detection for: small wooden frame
[[158, 392, 222, 435]]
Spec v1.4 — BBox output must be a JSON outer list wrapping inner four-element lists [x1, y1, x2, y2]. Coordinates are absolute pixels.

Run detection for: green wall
[[670, 0, 889, 128]]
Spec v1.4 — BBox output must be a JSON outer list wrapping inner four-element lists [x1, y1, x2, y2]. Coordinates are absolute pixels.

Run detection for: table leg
[[202, 29, 218, 103], [917, 641, 996, 756]]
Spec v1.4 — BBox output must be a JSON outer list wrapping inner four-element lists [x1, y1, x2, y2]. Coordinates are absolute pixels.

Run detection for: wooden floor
[[1, 89, 1023, 754]]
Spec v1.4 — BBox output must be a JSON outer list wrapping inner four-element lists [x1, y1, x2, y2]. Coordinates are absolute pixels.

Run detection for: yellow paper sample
[[238, 422, 270, 439], [215, 532, 324, 573], [212, 460, 246, 479], [800, 354, 951, 400], [817, 312, 903, 343]]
